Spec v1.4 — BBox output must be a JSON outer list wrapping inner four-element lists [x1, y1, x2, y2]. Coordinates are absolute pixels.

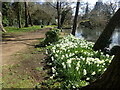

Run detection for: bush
[[42, 34, 114, 89], [36, 28, 60, 47], [44, 28, 60, 45]]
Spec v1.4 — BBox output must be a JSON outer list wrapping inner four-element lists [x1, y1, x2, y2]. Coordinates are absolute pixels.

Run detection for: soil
[[2, 28, 48, 66], [2, 28, 50, 88]]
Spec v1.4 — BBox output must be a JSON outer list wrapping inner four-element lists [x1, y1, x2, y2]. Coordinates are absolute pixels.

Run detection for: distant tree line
[[79, 0, 120, 28], [1, 2, 73, 29], [2, 2, 56, 28], [1, 0, 120, 30]]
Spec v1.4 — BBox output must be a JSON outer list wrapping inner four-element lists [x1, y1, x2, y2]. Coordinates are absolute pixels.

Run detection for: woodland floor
[[2, 28, 49, 88]]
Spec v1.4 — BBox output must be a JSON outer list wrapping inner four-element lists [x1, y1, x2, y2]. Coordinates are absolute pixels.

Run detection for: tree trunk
[[24, 2, 29, 27], [0, 11, 6, 32], [93, 8, 120, 51], [81, 8, 120, 89], [17, 2, 22, 28], [57, 0, 61, 29], [60, 9, 70, 28], [28, 11, 33, 26], [71, 0, 80, 36], [81, 48, 120, 89]]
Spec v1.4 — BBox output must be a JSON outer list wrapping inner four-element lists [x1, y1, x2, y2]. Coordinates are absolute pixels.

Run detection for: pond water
[[63, 27, 120, 49]]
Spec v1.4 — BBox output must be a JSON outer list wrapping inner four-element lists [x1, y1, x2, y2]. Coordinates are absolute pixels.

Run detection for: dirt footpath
[[2, 29, 48, 66]]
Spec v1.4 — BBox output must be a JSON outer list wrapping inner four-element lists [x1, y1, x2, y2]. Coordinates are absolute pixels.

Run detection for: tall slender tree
[[28, 11, 33, 26], [48, 2, 72, 28], [60, 8, 71, 28], [24, 1, 29, 27], [57, 0, 61, 29], [71, 0, 80, 36], [85, 2, 89, 16], [17, 2, 22, 28]]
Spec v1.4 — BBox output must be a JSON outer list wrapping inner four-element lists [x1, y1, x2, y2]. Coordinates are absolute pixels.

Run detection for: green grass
[[2, 45, 48, 88], [44, 25, 57, 28], [4, 25, 56, 33], [4, 25, 41, 33], [2, 74, 34, 88], [35, 67, 43, 71]]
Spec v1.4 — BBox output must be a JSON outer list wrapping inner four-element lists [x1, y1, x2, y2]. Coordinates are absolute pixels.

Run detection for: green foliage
[[2, 16, 9, 26], [35, 67, 43, 71], [41, 34, 114, 89], [45, 29, 60, 44], [40, 28, 61, 47], [2, 2, 25, 27], [36, 79, 61, 89]]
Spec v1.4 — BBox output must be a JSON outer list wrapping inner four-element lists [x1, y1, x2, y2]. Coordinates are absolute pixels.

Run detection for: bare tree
[[85, 2, 89, 15], [71, 0, 80, 36], [48, 2, 73, 28], [109, 2, 117, 15]]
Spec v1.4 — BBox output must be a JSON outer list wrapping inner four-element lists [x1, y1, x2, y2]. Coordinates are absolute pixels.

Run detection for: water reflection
[[110, 28, 120, 48], [63, 27, 120, 48], [76, 28, 102, 42]]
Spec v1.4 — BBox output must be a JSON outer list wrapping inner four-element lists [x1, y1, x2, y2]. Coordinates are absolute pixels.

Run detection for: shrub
[[36, 28, 60, 47], [44, 28, 60, 45]]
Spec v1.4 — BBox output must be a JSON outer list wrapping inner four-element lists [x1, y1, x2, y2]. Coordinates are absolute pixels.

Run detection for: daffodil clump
[[46, 34, 114, 89]]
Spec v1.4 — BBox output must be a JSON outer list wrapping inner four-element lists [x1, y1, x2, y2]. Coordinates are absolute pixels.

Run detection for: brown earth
[[2, 28, 49, 66], [2, 28, 50, 88]]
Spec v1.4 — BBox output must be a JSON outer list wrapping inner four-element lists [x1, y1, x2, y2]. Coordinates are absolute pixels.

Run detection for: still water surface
[[63, 28, 120, 48]]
